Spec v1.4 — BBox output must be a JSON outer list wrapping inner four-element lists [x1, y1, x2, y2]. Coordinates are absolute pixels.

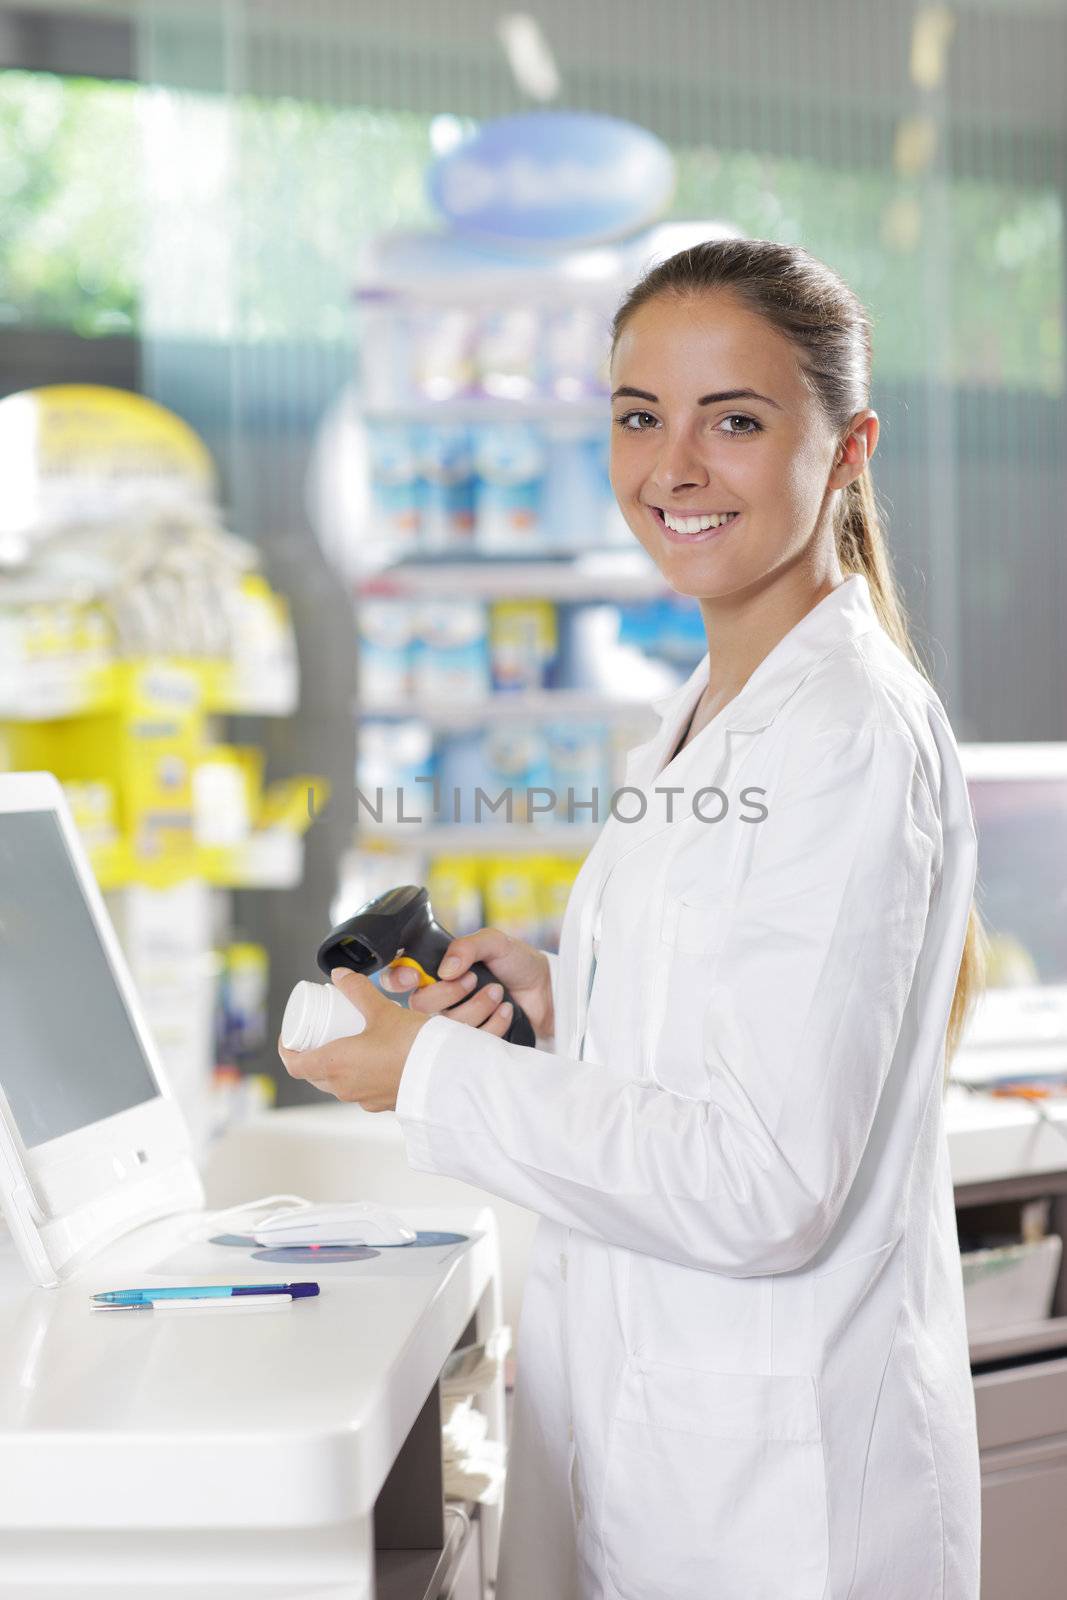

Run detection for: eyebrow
[[610, 385, 783, 411]]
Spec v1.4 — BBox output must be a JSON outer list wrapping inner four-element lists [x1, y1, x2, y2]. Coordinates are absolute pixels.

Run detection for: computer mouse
[[250, 1202, 417, 1248]]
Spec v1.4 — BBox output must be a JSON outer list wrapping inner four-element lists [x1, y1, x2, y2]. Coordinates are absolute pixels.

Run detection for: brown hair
[[610, 237, 987, 1072]]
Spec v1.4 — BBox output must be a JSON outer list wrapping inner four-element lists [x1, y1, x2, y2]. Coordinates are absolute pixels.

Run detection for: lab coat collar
[[648, 573, 882, 734]]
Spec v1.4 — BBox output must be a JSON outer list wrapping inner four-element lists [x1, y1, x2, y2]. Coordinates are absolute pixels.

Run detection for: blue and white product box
[[366, 421, 422, 552], [410, 306, 478, 402], [542, 304, 612, 400], [357, 599, 417, 704], [433, 730, 487, 825], [539, 422, 607, 552], [472, 423, 547, 552], [544, 720, 611, 825], [356, 718, 435, 829], [474, 306, 541, 401], [488, 600, 558, 693], [482, 722, 555, 828], [412, 600, 491, 704], [416, 424, 477, 551]]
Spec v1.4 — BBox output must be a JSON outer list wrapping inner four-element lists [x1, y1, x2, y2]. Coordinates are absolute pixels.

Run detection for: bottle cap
[[281, 980, 366, 1051]]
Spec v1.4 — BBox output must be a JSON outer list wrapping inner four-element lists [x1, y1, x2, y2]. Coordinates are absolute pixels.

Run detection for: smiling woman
[[370, 237, 989, 1600]]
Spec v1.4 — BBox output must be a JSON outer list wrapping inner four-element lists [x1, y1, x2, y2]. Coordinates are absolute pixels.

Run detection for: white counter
[[945, 1082, 1067, 1188], [0, 1204, 502, 1597]]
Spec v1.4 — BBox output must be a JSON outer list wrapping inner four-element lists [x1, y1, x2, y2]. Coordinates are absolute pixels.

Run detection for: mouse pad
[[143, 1231, 476, 1278], [249, 1244, 381, 1265]]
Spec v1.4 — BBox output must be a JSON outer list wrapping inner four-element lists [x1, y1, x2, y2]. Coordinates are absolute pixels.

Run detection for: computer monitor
[[0, 771, 203, 1285], [957, 743, 1067, 1061]]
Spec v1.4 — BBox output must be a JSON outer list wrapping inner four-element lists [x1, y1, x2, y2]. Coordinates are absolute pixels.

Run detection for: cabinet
[[957, 1169, 1067, 1599]]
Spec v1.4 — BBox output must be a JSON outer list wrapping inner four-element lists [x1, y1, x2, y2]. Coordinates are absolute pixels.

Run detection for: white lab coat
[[396, 573, 981, 1600]]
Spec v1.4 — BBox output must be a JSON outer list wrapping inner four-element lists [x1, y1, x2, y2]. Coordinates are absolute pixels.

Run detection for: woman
[[281, 238, 987, 1600]]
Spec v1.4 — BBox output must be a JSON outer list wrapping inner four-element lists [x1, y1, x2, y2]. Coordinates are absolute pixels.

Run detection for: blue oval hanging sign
[[428, 111, 676, 249]]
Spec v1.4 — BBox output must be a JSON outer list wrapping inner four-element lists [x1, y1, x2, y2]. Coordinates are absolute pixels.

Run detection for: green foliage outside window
[[0, 69, 1060, 395], [0, 71, 140, 337]]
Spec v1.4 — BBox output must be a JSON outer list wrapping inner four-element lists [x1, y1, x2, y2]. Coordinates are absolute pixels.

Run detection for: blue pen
[[91, 1282, 319, 1304]]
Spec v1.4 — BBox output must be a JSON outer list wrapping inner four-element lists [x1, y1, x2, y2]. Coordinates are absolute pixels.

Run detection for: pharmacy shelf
[[355, 823, 600, 855], [356, 689, 661, 729], [356, 555, 669, 602]]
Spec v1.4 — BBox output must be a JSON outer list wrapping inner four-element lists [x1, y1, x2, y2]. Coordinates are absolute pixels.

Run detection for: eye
[[720, 414, 762, 436], [614, 410, 657, 431]]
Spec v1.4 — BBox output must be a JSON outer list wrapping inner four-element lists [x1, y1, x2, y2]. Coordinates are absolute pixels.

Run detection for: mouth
[[647, 505, 742, 544]]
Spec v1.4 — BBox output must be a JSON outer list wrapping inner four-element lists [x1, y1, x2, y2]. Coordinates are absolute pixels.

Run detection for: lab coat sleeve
[[395, 721, 942, 1276], [533, 947, 561, 1052]]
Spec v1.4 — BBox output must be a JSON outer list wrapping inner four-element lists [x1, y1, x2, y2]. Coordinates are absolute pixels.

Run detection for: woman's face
[[609, 291, 870, 600]]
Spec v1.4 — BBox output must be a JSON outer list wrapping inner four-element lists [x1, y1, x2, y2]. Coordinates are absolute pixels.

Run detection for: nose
[[649, 427, 710, 496]]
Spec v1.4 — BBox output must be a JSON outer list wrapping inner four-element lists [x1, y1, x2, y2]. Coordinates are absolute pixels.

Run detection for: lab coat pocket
[[659, 892, 731, 955], [600, 1359, 829, 1600]]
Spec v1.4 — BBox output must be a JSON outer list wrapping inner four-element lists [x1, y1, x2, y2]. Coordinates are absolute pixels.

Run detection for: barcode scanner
[[317, 884, 537, 1048]]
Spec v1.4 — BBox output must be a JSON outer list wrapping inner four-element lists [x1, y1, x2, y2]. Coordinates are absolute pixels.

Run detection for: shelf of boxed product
[[0, 654, 326, 893], [0, 383, 329, 1155], [353, 590, 698, 854], [353, 329, 638, 569], [0, 575, 300, 725]]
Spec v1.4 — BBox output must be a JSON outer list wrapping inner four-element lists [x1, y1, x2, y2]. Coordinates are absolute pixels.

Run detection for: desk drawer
[[974, 1354, 1067, 1450], [979, 1447, 1067, 1600]]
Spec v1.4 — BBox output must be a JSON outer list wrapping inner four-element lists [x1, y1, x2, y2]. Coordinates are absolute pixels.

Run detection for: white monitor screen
[[968, 777, 1067, 988], [0, 810, 158, 1148]]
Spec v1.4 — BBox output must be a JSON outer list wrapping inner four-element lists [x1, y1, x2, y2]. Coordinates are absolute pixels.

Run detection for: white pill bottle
[[281, 980, 367, 1051]]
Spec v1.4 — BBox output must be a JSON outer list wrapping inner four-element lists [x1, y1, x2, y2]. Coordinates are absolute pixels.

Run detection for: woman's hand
[[278, 968, 433, 1112], [379, 926, 554, 1041]]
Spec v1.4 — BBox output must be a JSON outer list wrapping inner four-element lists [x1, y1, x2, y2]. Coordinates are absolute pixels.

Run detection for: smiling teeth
[[661, 510, 739, 533]]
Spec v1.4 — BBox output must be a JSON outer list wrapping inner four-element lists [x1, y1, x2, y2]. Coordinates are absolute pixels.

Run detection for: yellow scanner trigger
[[389, 955, 435, 988]]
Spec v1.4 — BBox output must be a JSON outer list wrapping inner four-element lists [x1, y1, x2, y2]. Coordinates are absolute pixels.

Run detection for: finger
[[435, 939, 471, 980], [443, 982, 508, 1027], [436, 928, 512, 980], [480, 1000, 514, 1037], [406, 971, 481, 1015], [278, 1035, 354, 1083], [379, 966, 412, 993], [330, 967, 384, 1020], [278, 1040, 310, 1080]]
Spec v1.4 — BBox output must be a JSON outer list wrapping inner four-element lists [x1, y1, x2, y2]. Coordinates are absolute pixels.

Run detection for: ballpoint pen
[[91, 1282, 319, 1305], [92, 1294, 298, 1315]]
